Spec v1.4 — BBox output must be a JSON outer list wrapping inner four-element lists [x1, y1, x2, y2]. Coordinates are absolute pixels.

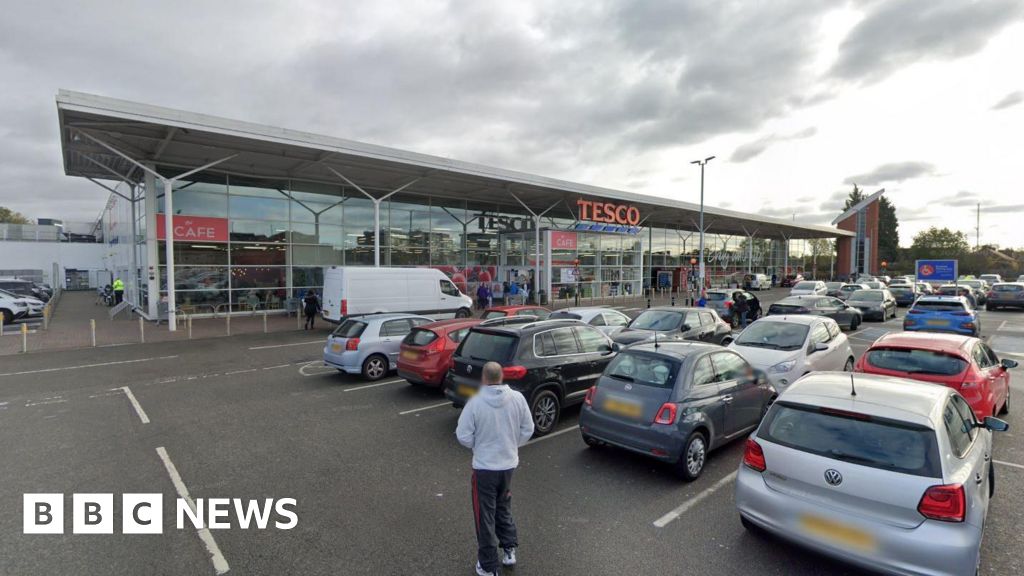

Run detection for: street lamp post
[[691, 156, 715, 294]]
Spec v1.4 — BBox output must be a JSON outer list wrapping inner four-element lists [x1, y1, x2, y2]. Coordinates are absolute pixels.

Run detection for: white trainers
[[502, 547, 517, 567], [475, 561, 497, 576]]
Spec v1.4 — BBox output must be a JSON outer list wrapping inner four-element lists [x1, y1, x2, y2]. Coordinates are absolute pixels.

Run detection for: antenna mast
[[850, 373, 857, 397]]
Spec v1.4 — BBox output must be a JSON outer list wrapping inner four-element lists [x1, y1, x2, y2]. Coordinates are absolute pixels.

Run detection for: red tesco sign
[[156, 214, 229, 243], [550, 231, 577, 251]]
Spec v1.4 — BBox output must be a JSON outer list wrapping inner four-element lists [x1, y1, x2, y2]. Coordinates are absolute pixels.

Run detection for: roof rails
[[479, 315, 539, 327]]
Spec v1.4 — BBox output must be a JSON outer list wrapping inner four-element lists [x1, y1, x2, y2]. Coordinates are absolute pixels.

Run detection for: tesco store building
[[56, 90, 850, 323]]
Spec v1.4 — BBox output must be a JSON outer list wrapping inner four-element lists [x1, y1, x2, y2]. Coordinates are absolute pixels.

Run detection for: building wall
[[0, 241, 109, 288], [835, 200, 881, 278]]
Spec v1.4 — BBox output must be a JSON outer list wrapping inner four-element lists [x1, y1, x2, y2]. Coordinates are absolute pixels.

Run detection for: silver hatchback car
[[736, 372, 1008, 576], [323, 313, 434, 380]]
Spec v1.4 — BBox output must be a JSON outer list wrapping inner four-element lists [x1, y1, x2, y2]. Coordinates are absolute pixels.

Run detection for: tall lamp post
[[690, 156, 715, 293]]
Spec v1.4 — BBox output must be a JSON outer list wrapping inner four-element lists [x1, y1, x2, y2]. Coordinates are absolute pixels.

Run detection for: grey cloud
[[934, 191, 982, 208], [830, 0, 1024, 85], [843, 162, 936, 186], [987, 204, 1024, 213], [992, 91, 1024, 111], [730, 127, 817, 163]]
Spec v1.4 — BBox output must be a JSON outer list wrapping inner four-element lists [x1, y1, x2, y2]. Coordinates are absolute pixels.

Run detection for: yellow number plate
[[331, 343, 343, 352], [457, 384, 477, 398], [401, 350, 418, 360], [603, 397, 643, 419], [800, 515, 876, 552]]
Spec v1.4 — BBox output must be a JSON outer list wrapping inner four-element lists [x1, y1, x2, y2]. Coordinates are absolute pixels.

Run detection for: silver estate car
[[736, 372, 1009, 576], [323, 313, 434, 380]]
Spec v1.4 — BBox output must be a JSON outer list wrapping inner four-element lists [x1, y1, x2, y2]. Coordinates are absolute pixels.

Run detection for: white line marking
[[344, 378, 406, 392], [224, 368, 257, 376], [995, 460, 1024, 471], [262, 364, 291, 370], [25, 399, 67, 407], [118, 386, 150, 424], [999, 321, 1008, 332], [653, 470, 738, 528], [299, 360, 335, 377], [524, 425, 578, 446], [156, 447, 230, 575], [399, 401, 451, 415], [0, 355, 179, 377], [249, 340, 324, 350]]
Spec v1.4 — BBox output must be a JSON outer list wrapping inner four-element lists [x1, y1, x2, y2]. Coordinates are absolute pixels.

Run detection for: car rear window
[[993, 284, 1023, 292], [850, 290, 882, 301], [865, 348, 968, 376], [705, 292, 728, 301], [481, 310, 509, 320], [332, 319, 367, 338], [760, 403, 941, 478], [889, 286, 912, 294], [605, 352, 679, 389], [794, 282, 816, 289], [403, 328, 438, 347], [458, 330, 518, 362], [913, 301, 966, 312]]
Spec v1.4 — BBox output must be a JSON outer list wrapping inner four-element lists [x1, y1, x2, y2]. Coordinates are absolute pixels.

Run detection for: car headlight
[[769, 360, 796, 374]]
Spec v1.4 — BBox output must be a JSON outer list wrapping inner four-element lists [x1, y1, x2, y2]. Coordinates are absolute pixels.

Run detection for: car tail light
[[743, 438, 766, 472], [961, 322, 976, 330], [584, 386, 596, 406], [918, 484, 965, 522], [424, 334, 445, 354], [502, 365, 528, 380], [952, 311, 971, 316], [654, 403, 677, 425], [725, 301, 733, 309], [340, 299, 348, 316], [959, 380, 978, 388], [345, 338, 359, 351]]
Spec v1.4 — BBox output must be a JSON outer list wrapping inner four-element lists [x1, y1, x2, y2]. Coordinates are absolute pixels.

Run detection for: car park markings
[[995, 460, 1024, 471], [0, 355, 179, 378], [399, 401, 452, 415], [344, 378, 407, 392], [155, 447, 229, 575], [653, 470, 738, 528], [117, 386, 150, 424], [262, 364, 291, 370], [24, 396, 67, 407], [524, 425, 578, 446], [249, 340, 325, 350], [224, 368, 257, 376], [299, 361, 336, 377]]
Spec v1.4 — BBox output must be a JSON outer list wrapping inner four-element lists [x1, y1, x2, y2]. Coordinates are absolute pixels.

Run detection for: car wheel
[[581, 433, 601, 448], [674, 431, 708, 482], [720, 336, 733, 346], [850, 316, 861, 331], [361, 354, 388, 381], [455, 307, 472, 318], [530, 390, 561, 437], [1, 309, 12, 325], [986, 305, 994, 312], [844, 357, 855, 372], [999, 388, 1010, 415]]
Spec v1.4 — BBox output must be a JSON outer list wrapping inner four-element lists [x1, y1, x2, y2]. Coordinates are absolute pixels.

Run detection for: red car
[[854, 332, 1015, 420], [397, 319, 481, 387], [480, 305, 551, 320]]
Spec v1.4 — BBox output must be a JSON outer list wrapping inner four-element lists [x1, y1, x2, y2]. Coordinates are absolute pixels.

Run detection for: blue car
[[888, 285, 920, 307], [903, 296, 980, 337]]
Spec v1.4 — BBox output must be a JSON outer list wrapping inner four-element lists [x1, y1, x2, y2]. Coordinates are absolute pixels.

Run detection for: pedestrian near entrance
[[521, 283, 530, 306], [508, 281, 520, 306], [456, 361, 534, 576], [476, 283, 489, 310], [303, 290, 321, 330], [112, 277, 125, 304], [734, 291, 749, 328]]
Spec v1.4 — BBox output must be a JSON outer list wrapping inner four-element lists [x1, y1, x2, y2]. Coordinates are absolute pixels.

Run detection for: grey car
[[736, 372, 1009, 576], [579, 342, 776, 481], [548, 307, 632, 336], [612, 307, 733, 346], [323, 313, 434, 380], [844, 289, 897, 321]]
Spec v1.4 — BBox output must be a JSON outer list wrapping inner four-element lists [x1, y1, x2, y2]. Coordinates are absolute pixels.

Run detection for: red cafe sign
[[576, 199, 641, 226], [156, 214, 229, 243], [550, 230, 577, 250]]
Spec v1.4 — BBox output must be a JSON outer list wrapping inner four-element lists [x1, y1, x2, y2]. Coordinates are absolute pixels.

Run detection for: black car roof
[[470, 318, 584, 335]]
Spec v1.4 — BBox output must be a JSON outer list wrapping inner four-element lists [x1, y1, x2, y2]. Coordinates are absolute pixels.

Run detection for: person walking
[[112, 277, 125, 305], [485, 283, 493, 309], [521, 282, 530, 306], [456, 362, 534, 576], [477, 283, 490, 311], [508, 281, 519, 306], [303, 290, 321, 330]]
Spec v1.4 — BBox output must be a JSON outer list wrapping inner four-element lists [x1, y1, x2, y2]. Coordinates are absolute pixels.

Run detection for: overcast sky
[[1, 0, 1022, 247]]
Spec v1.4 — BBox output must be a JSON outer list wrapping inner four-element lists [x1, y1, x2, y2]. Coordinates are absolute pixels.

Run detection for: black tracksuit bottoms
[[472, 469, 518, 572]]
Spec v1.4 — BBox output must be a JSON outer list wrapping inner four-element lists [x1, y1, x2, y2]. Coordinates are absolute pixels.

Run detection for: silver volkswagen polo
[[735, 372, 1008, 576]]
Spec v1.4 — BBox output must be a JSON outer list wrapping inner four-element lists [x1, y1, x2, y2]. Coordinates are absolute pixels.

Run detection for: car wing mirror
[[981, 416, 1010, 432], [812, 342, 828, 353], [680, 324, 691, 332], [1001, 358, 1018, 370], [611, 342, 622, 353]]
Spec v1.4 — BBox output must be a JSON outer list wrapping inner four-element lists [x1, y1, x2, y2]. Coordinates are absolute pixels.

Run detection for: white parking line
[[118, 386, 150, 424], [224, 368, 257, 376], [995, 460, 1024, 471], [156, 447, 229, 575], [524, 425, 578, 446], [344, 378, 406, 392], [262, 364, 291, 370], [653, 470, 738, 528], [0, 355, 179, 378], [249, 340, 324, 350], [399, 401, 452, 415]]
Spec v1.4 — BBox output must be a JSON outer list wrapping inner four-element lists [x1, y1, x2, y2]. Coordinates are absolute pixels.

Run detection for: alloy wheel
[[686, 436, 706, 477], [534, 396, 557, 431], [364, 357, 386, 380]]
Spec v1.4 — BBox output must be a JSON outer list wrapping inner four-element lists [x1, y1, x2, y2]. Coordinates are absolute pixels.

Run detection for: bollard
[[671, 295, 676, 307], [263, 310, 268, 333], [297, 308, 302, 330], [43, 305, 50, 330], [647, 298, 651, 309], [226, 314, 231, 336], [0, 314, 3, 336], [187, 315, 193, 340], [90, 319, 96, 347], [21, 322, 28, 353], [139, 316, 145, 343]]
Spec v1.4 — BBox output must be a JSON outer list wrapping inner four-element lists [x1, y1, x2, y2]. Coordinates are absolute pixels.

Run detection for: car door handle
[[721, 395, 733, 404], [975, 472, 983, 485], [984, 452, 991, 462]]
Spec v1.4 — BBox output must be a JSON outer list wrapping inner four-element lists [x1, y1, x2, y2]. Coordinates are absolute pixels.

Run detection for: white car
[[789, 280, 827, 296], [728, 315, 854, 390], [0, 289, 44, 317], [0, 292, 30, 325], [547, 307, 631, 336], [736, 372, 1009, 576]]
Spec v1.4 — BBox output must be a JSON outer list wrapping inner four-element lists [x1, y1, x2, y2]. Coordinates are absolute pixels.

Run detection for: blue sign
[[915, 259, 958, 282]]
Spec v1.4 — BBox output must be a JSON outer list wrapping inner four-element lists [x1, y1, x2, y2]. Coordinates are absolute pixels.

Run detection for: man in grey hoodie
[[456, 361, 535, 576]]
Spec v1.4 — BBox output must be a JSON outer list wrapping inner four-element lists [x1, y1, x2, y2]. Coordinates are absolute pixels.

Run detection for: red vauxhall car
[[855, 332, 1014, 420], [397, 319, 481, 387], [480, 305, 551, 321]]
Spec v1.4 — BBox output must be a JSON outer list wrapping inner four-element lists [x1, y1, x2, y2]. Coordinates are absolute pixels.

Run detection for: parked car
[[916, 282, 934, 295], [548, 307, 631, 336], [445, 318, 616, 435], [323, 313, 435, 380], [824, 282, 844, 298], [959, 279, 989, 305], [844, 289, 896, 321], [979, 274, 1002, 285], [736, 372, 1009, 576], [481, 305, 551, 321], [397, 318, 481, 387], [904, 296, 981, 337], [789, 280, 827, 296], [779, 274, 804, 288], [743, 273, 771, 291], [0, 291, 30, 325], [612, 307, 733, 346], [1017, 274, 1024, 283], [320, 267, 473, 322], [862, 281, 885, 290], [855, 332, 1013, 420], [579, 342, 776, 481], [704, 289, 762, 328], [0, 278, 41, 301], [0, 289, 44, 317], [766, 295, 862, 330], [836, 283, 868, 300], [936, 284, 976, 304], [728, 316, 854, 391], [887, 284, 921, 307], [986, 282, 1024, 311]]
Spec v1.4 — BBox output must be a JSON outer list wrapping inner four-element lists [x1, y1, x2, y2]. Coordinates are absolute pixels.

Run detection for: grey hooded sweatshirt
[[456, 384, 535, 471]]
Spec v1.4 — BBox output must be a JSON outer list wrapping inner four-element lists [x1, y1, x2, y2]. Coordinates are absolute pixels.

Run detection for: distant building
[[832, 189, 884, 278]]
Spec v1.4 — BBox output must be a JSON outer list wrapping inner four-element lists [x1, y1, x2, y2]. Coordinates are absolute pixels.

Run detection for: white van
[[747, 274, 770, 290], [321, 267, 474, 322]]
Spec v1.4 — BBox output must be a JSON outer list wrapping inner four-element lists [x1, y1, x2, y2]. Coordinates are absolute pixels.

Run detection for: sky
[[1, 0, 1022, 248]]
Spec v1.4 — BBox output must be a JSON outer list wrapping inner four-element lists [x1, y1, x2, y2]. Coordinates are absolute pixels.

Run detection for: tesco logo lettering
[[576, 199, 641, 226]]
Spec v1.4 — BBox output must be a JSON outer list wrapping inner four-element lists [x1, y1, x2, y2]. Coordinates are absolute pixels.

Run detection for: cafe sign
[[156, 214, 229, 243]]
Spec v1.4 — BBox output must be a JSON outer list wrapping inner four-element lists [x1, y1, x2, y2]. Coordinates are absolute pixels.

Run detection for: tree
[[0, 206, 30, 224], [842, 184, 865, 211], [877, 196, 899, 263], [808, 238, 835, 279], [910, 227, 969, 261]]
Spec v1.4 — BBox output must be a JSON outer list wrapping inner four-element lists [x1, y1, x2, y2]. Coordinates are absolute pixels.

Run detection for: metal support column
[[510, 193, 560, 306]]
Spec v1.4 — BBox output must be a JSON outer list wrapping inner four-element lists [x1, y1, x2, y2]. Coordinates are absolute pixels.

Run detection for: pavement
[[1, 289, 1023, 575]]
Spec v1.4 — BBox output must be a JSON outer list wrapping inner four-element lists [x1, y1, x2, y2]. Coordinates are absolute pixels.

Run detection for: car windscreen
[[865, 347, 968, 376], [825, 282, 842, 289], [793, 282, 816, 289], [548, 312, 582, 320], [457, 330, 518, 363], [604, 352, 679, 389], [993, 284, 1023, 292], [705, 292, 728, 301], [850, 290, 882, 301], [481, 310, 509, 320], [629, 310, 683, 331], [403, 328, 439, 347], [734, 322, 808, 351], [332, 319, 367, 338], [760, 402, 941, 478], [913, 301, 966, 312]]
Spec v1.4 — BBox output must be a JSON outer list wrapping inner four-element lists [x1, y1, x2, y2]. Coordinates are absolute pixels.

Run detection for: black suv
[[611, 307, 733, 346], [445, 318, 617, 436]]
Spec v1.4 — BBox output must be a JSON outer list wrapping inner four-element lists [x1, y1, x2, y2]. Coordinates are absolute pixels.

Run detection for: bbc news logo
[[24, 494, 297, 534]]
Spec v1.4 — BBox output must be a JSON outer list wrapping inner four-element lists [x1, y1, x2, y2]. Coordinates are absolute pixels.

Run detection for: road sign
[[915, 259, 958, 283]]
